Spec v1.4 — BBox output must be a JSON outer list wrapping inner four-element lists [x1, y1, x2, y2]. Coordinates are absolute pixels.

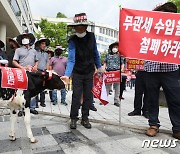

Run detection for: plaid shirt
[[144, 61, 179, 72]]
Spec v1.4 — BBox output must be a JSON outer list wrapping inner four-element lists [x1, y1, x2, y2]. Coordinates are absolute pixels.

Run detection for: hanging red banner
[[92, 73, 108, 105], [119, 8, 180, 64]]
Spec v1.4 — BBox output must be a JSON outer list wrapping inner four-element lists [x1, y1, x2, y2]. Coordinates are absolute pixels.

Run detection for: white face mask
[[112, 48, 118, 53], [22, 38, 30, 45], [76, 32, 86, 38]]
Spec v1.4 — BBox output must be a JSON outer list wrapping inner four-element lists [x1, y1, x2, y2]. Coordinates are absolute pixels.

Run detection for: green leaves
[[36, 19, 68, 51], [169, 0, 180, 13]]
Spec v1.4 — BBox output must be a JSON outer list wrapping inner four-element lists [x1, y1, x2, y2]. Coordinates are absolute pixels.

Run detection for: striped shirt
[[144, 61, 179, 72]]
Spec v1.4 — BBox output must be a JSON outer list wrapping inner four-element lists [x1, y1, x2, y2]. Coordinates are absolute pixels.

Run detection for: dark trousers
[[130, 79, 136, 89], [49, 90, 53, 101], [35, 91, 45, 103], [70, 72, 93, 120], [145, 70, 180, 132], [134, 71, 148, 114], [120, 76, 126, 97]]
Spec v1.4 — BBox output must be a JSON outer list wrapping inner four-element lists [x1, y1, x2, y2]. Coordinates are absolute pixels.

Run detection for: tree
[[169, 0, 180, 13], [100, 50, 108, 65], [36, 19, 68, 53], [56, 12, 67, 18]]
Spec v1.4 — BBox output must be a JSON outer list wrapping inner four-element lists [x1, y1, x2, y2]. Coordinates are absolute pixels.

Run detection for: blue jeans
[[52, 89, 67, 104], [30, 97, 37, 110]]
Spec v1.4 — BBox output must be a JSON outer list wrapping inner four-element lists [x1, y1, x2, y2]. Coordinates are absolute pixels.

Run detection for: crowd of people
[[0, 2, 179, 140], [0, 13, 121, 130]]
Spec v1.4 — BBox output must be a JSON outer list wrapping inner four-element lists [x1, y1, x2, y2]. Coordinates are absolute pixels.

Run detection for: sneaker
[[114, 103, 120, 107], [90, 104, 97, 111], [70, 119, 78, 129], [81, 119, 91, 129], [40, 102, 46, 107], [53, 102, 57, 105], [30, 109, 38, 115], [61, 101, 68, 106], [128, 111, 141, 116]]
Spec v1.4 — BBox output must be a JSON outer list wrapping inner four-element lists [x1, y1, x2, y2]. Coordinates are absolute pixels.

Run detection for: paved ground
[[0, 87, 179, 154], [36, 87, 172, 131], [0, 114, 179, 154]]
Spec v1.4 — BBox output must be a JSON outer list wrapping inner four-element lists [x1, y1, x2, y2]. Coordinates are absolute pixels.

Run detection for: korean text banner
[[126, 59, 144, 70], [119, 8, 180, 64]]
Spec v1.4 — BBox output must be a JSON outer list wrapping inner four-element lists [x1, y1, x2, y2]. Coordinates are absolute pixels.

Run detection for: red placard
[[1, 67, 28, 90], [92, 73, 108, 105], [104, 70, 120, 84], [119, 8, 180, 64], [126, 59, 144, 70]]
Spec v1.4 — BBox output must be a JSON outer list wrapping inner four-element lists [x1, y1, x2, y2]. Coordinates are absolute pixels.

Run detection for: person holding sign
[[103, 42, 121, 107], [61, 13, 103, 129], [145, 2, 180, 140]]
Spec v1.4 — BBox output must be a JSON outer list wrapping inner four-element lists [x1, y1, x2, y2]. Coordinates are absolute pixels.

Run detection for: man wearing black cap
[[145, 2, 180, 140], [61, 13, 103, 129]]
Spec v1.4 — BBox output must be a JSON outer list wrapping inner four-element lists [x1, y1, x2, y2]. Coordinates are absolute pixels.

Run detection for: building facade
[[0, 0, 37, 48], [33, 16, 118, 53], [94, 23, 118, 53]]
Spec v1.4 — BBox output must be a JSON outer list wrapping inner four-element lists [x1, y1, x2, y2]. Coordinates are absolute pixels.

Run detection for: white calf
[[0, 95, 38, 143]]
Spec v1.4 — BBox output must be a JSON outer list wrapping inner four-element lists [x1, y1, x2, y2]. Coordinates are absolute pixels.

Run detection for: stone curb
[[38, 111, 171, 134]]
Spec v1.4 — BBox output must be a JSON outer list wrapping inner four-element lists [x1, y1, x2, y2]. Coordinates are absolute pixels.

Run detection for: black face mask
[[10, 44, 14, 49], [55, 50, 63, 56]]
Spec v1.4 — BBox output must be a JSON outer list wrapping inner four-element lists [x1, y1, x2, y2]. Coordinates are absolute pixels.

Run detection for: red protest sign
[[126, 59, 144, 70], [119, 8, 180, 64], [104, 70, 120, 84], [1, 67, 28, 90], [92, 73, 108, 105]]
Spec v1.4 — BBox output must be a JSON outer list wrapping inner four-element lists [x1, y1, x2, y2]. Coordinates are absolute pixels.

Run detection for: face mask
[[76, 31, 86, 38], [112, 48, 118, 53], [10, 44, 14, 49], [22, 38, 30, 45]]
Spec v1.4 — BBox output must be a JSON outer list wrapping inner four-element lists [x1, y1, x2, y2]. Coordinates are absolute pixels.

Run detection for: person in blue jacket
[[61, 13, 103, 129]]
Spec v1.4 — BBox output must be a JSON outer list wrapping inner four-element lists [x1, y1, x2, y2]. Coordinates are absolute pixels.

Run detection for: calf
[[0, 70, 65, 143]]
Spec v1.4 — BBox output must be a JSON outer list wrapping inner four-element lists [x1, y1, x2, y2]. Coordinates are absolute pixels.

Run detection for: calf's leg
[[9, 109, 17, 141], [24, 108, 38, 143]]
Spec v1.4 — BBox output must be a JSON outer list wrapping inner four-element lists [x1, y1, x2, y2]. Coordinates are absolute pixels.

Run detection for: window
[[99, 28, 102, 33], [98, 36, 104, 41], [102, 28, 105, 34], [9, 0, 21, 23]]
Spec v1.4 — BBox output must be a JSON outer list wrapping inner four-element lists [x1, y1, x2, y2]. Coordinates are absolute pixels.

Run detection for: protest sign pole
[[119, 5, 122, 127], [119, 58, 122, 126]]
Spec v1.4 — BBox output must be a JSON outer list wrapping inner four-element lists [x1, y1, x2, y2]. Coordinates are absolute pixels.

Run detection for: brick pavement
[[0, 115, 179, 154], [36, 87, 172, 131], [0, 87, 179, 154]]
